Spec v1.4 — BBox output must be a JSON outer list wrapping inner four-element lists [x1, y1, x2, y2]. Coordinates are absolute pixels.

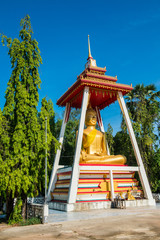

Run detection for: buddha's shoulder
[[83, 129, 89, 135], [96, 130, 104, 136]]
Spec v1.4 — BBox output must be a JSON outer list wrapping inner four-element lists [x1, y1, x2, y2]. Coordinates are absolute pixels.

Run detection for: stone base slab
[[49, 198, 156, 212]]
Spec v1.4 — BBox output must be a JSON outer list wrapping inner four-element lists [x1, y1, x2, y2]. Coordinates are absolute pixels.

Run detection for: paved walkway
[[0, 204, 160, 240]]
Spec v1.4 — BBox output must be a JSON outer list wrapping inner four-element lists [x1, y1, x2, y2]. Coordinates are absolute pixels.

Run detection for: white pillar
[[109, 170, 115, 201], [95, 107, 110, 155], [47, 103, 70, 201], [68, 87, 89, 203], [117, 91, 153, 200]]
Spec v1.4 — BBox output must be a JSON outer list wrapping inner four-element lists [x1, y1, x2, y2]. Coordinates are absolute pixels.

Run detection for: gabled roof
[[57, 66, 133, 110]]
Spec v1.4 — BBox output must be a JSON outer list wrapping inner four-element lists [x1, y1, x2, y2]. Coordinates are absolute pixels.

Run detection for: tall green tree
[[0, 15, 47, 220], [124, 84, 160, 191], [0, 109, 11, 215]]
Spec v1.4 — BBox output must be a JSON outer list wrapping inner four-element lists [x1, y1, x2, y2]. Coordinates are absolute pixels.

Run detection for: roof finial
[[85, 35, 96, 68], [88, 35, 92, 59]]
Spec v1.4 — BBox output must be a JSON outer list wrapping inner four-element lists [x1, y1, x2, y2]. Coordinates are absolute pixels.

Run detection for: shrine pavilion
[[47, 36, 155, 211]]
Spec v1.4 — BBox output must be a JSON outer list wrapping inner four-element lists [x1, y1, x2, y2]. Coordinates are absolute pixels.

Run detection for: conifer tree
[[0, 15, 47, 220]]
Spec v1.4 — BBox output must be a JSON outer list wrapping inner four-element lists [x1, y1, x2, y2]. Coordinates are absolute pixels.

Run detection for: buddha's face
[[85, 109, 97, 126]]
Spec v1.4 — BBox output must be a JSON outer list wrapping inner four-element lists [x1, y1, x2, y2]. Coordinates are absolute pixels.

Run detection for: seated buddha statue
[[79, 105, 126, 165]]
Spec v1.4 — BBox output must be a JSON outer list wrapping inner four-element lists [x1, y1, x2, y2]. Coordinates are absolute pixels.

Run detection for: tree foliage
[[38, 98, 60, 192], [55, 109, 80, 166], [0, 15, 58, 220], [1, 15, 42, 198], [123, 84, 160, 191], [105, 124, 114, 155], [114, 131, 136, 166]]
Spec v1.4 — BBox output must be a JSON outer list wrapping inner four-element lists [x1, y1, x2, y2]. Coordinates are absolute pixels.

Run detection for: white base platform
[[49, 199, 156, 212]]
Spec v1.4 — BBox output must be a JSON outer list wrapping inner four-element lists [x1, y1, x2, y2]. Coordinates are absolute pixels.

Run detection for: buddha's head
[[85, 106, 97, 126]]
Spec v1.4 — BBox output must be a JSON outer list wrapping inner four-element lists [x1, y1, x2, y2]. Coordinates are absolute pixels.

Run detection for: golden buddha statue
[[127, 189, 135, 200], [79, 106, 126, 165]]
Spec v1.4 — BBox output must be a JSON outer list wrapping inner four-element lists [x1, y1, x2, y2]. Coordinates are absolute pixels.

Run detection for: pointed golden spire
[[88, 35, 92, 59], [85, 35, 97, 68]]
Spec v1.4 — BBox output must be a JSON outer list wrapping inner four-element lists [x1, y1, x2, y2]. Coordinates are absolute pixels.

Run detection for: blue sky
[[0, 0, 160, 135]]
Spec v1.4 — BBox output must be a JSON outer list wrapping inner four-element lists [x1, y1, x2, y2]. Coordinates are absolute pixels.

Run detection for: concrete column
[[42, 204, 48, 224], [68, 87, 89, 203], [117, 91, 153, 200], [47, 103, 70, 201], [109, 170, 115, 201]]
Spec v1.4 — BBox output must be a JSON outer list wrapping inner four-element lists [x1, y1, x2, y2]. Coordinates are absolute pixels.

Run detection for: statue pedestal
[[49, 198, 155, 212], [49, 165, 155, 212]]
